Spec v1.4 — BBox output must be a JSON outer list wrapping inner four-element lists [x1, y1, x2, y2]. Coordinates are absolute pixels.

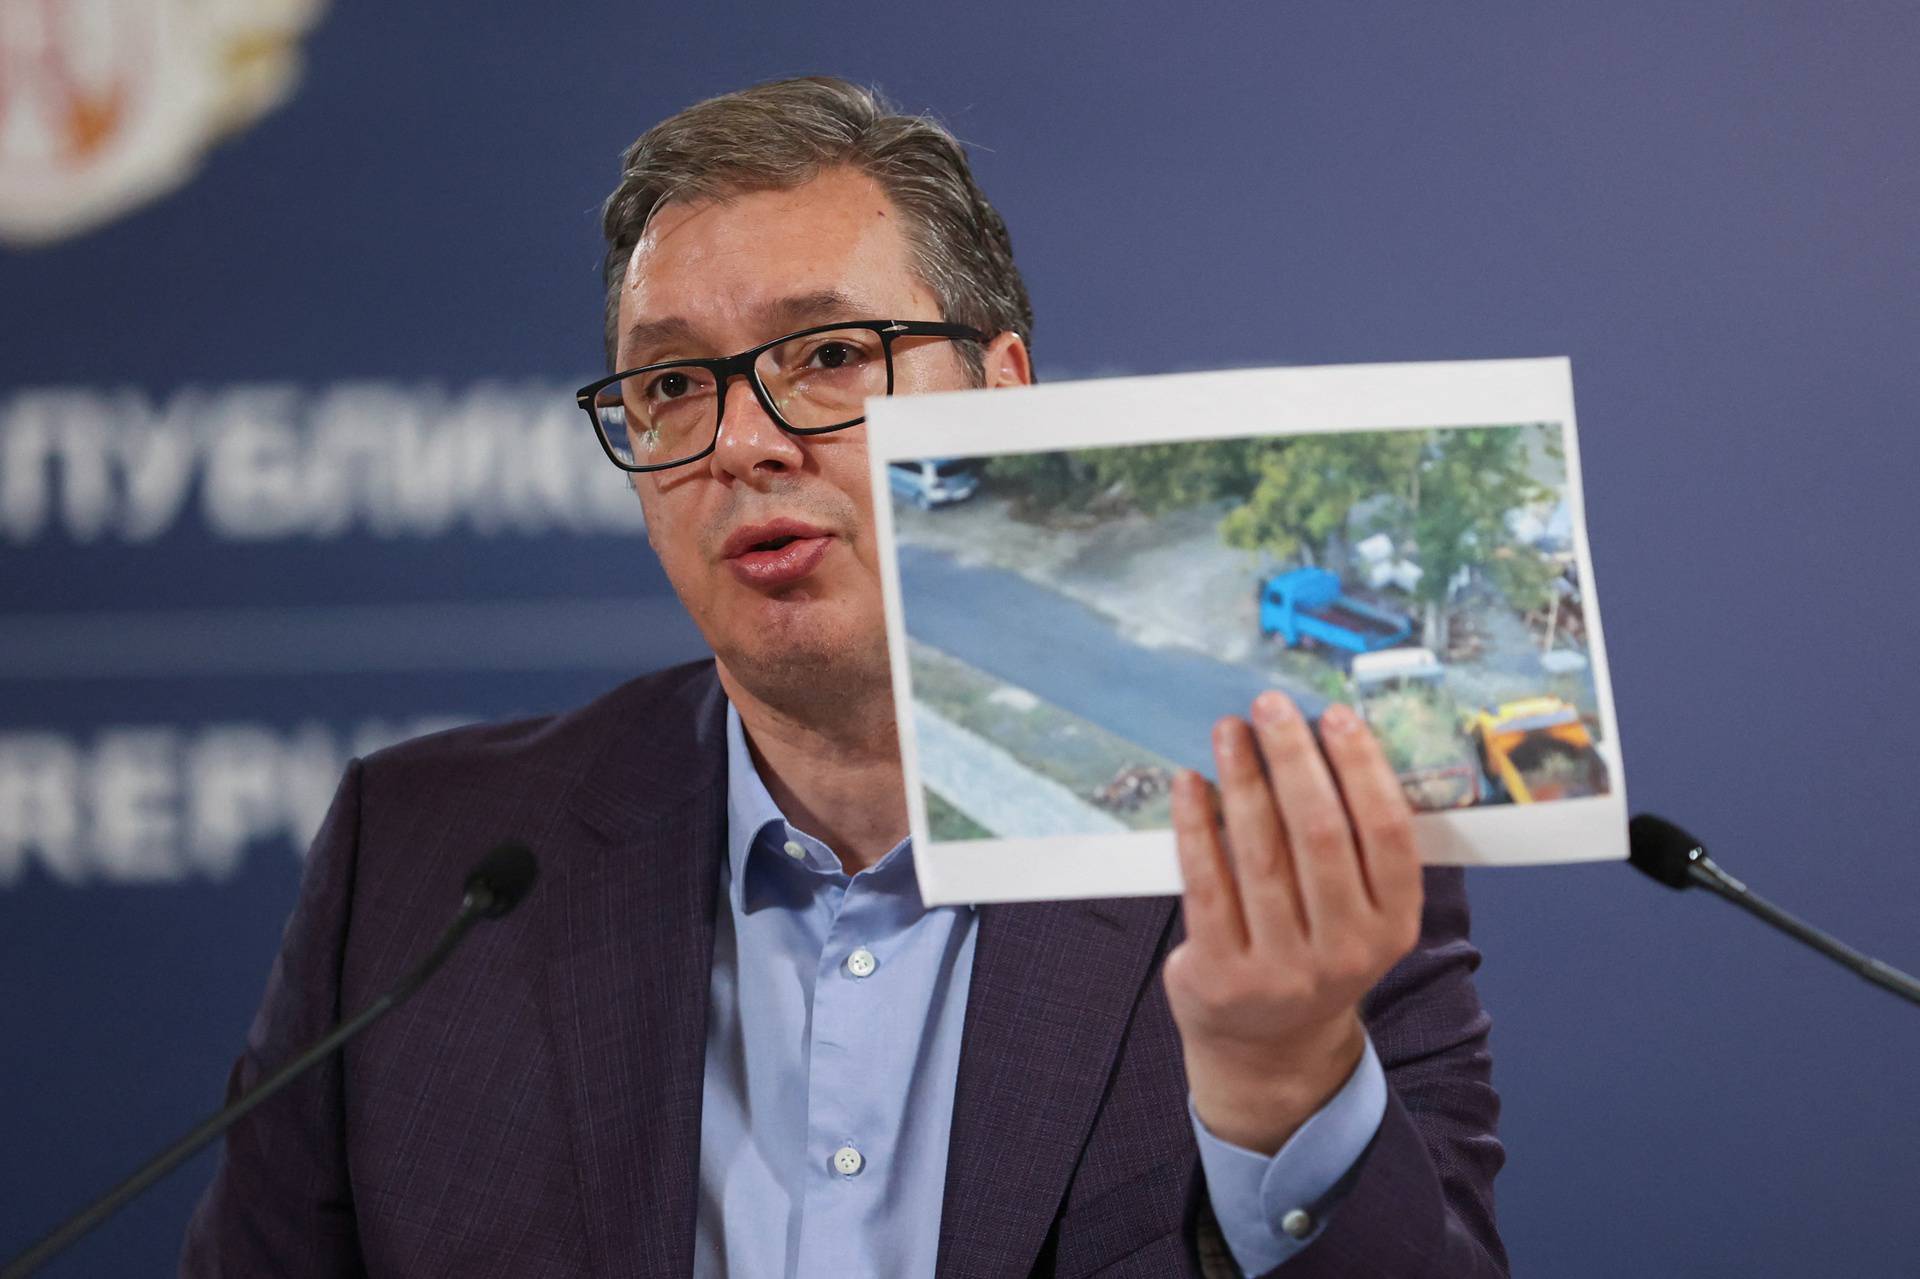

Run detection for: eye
[[646, 370, 694, 401], [809, 341, 859, 370]]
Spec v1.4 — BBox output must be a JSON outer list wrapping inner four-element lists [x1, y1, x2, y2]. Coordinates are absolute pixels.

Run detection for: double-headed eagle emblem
[[0, 0, 325, 247]]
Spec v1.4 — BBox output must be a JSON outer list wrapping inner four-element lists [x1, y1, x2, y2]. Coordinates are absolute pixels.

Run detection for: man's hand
[[1166, 689, 1424, 1156]]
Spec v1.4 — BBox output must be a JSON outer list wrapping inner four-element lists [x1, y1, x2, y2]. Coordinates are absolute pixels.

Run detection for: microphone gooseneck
[[0, 842, 542, 1279], [1628, 813, 1920, 1009]]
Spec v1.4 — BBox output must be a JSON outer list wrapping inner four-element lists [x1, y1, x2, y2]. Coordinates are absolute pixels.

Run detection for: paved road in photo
[[897, 544, 1332, 776]]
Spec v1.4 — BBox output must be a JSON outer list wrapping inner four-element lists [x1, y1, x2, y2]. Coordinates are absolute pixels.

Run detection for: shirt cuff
[[1188, 1033, 1388, 1276]]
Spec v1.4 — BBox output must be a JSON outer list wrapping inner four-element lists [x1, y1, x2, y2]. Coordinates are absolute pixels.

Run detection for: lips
[[722, 518, 834, 588]]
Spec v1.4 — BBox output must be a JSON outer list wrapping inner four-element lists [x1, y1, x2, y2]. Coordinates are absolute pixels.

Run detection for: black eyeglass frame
[[574, 318, 987, 473]]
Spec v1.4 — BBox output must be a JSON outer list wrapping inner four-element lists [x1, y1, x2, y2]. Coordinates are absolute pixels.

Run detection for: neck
[[719, 662, 907, 873]]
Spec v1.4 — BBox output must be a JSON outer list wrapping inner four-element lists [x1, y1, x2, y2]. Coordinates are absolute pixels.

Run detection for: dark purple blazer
[[182, 660, 1507, 1278]]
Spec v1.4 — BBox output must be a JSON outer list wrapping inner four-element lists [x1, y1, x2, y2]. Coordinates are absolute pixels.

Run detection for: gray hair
[[599, 75, 1034, 382]]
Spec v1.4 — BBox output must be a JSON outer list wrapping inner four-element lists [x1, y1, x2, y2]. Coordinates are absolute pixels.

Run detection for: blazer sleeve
[[1251, 864, 1509, 1278], [179, 761, 369, 1279]]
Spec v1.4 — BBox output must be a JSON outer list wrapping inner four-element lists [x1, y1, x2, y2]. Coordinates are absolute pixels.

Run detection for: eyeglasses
[[575, 318, 986, 473]]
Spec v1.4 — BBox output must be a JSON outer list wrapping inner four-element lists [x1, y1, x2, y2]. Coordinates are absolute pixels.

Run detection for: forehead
[[618, 166, 933, 357]]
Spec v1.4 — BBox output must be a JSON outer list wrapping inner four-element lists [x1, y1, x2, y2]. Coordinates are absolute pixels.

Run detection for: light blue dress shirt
[[693, 705, 1387, 1277]]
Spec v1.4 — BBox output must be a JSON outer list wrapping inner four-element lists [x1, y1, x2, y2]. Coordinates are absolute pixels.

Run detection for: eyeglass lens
[[592, 326, 890, 468]]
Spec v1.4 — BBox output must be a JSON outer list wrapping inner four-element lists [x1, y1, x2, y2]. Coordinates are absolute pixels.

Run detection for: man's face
[[616, 166, 1029, 704]]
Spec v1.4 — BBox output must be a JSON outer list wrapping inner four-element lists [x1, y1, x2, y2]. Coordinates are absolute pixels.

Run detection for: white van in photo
[[888, 457, 981, 509]]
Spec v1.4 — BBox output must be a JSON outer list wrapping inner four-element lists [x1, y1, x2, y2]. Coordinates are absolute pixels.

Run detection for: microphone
[[1, 842, 541, 1279], [464, 842, 539, 917], [1628, 814, 1920, 1008]]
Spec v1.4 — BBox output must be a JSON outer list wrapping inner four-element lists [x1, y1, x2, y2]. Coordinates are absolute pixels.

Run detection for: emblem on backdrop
[[0, 0, 325, 247]]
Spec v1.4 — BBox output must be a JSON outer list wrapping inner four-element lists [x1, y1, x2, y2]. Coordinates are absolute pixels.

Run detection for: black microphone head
[[464, 842, 538, 918], [1628, 813, 1706, 890]]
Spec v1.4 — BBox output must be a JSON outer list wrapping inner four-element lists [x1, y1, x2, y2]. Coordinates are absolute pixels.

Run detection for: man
[[185, 77, 1505, 1277]]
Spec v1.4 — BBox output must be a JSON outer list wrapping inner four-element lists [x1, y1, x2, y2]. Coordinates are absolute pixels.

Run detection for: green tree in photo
[[981, 427, 1560, 655], [1081, 438, 1265, 514], [982, 450, 1093, 516], [1220, 432, 1423, 568], [987, 438, 1267, 518], [1485, 545, 1561, 622], [1397, 428, 1550, 649]]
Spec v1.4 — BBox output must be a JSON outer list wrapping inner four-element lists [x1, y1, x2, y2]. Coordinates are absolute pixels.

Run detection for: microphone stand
[[1, 849, 534, 1279], [1680, 853, 1920, 1007]]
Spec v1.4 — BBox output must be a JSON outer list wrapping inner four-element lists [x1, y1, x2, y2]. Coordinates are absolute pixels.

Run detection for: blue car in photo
[[889, 457, 981, 509]]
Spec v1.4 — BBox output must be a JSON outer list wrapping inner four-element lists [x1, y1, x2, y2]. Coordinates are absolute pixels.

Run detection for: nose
[[708, 370, 804, 484]]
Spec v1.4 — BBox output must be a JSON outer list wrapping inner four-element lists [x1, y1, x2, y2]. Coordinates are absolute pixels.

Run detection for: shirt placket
[[792, 858, 908, 1273]]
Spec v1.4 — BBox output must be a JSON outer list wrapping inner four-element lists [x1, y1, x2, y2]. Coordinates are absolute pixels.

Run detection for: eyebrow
[[763, 289, 869, 334], [621, 289, 875, 365], [619, 315, 701, 364]]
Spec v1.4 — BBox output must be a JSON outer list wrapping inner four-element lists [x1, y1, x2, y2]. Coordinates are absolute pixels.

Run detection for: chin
[[718, 598, 889, 692]]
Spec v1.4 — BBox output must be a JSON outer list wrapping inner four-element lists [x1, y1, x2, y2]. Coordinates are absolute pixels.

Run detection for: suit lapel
[[937, 893, 1179, 1279], [541, 670, 728, 1278]]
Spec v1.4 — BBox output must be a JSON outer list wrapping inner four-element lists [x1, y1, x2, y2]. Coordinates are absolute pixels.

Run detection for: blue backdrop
[[4, 3, 1918, 1274]]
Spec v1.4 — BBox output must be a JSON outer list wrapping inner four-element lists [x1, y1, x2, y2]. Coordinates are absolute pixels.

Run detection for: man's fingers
[[1249, 692, 1371, 943], [1171, 768, 1249, 954], [1212, 712, 1307, 950], [1316, 701, 1424, 927]]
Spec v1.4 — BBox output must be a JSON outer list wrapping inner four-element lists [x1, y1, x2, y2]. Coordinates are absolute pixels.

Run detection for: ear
[[979, 331, 1033, 389]]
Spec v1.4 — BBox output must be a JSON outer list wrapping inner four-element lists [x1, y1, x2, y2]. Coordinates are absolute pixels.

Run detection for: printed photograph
[[887, 423, 1609, 844]]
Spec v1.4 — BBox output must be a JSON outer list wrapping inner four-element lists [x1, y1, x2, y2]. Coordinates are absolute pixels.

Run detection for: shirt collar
[[724, 702, 787, 910], [723, 702, 928, 916]]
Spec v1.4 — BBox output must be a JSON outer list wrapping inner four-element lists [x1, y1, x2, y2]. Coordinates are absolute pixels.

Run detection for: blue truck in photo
[[1257, 566, 1413, 657]]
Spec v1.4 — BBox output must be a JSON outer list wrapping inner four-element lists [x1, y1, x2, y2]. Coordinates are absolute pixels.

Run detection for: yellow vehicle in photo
[[1471, 696, 1609, 803]]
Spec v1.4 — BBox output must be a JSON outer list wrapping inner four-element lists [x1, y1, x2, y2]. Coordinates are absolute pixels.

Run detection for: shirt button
[[844, 947, 877, 979], [832, 1145, 864, 1176], [782, 839, 806, 861], [1281, 1208, 1314, 1239]]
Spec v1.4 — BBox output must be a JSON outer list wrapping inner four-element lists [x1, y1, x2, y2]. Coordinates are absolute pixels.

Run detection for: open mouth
[[723, 519, 831, 559], [725, 527, 832, 587], [720, 520, 833, 585]]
